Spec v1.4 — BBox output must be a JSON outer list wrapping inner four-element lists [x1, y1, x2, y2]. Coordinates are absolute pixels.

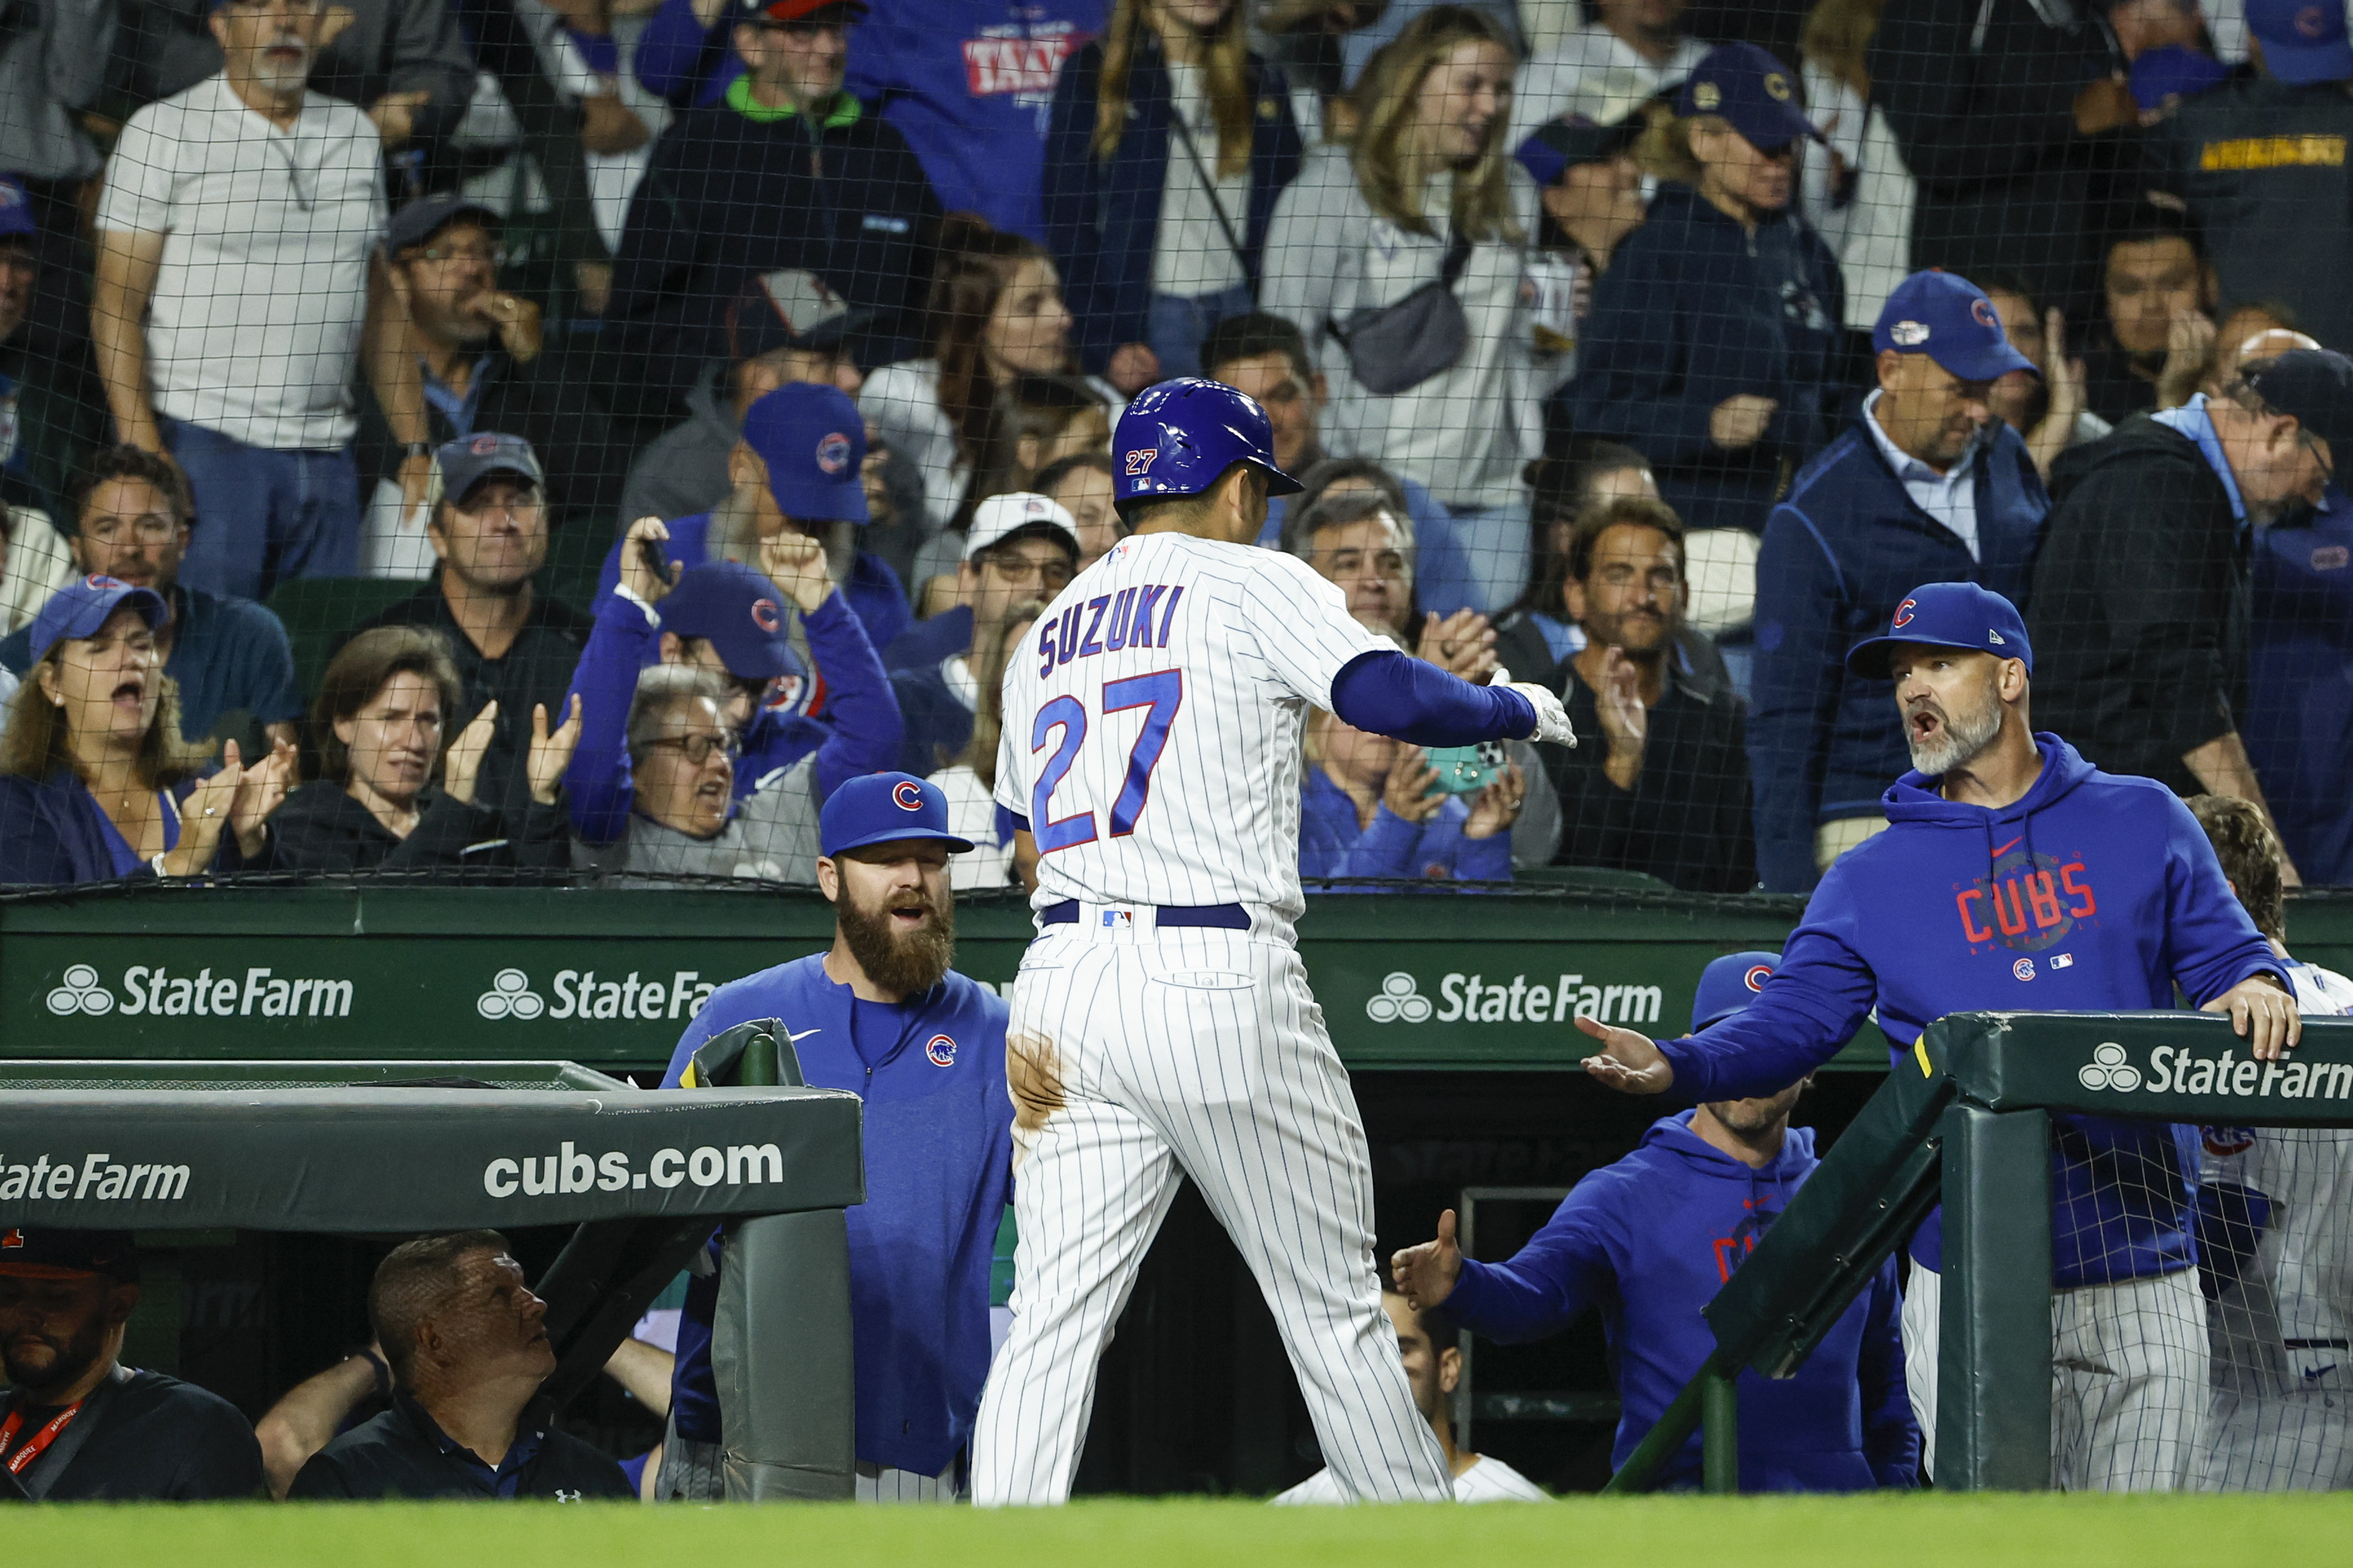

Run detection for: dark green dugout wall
[[8, 882, 2353, 1073]]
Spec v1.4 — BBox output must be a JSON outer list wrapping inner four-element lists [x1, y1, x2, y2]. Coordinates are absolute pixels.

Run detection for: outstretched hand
[[1391, 1208, 1464, 1312], [2203, 975, 2302, 1061], [1578, 1014, 1675, 1095]]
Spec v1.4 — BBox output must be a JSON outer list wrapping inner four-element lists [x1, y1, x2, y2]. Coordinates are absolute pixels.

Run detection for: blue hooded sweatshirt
[[659, 953, 1012, 1477], [1657, 735, 2289, 1284], [1444, 1112, 1917, 1493]]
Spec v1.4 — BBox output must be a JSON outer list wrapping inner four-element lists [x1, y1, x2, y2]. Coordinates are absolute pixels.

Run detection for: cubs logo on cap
[[815, 432, 853, 475], [1846, 581, 2034, 679], [926, 1034, 958, 1067], [751, 596, 781, 633], [470, 433, 501, 456], [1744, 963, 1774, 993], [1971, 297, 1998, 329], [1694, 950, 1784, 1030], [891, 779, 924, 811], [820, 770, 976, 858], [2300, 4, 2328, 36], [1891, 597, 1918, 629]]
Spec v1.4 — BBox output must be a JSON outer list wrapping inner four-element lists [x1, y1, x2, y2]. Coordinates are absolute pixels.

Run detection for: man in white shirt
[[91, 0, 425, 602], [1508, 0, 1712, 147], [1273, 1287, 1549, 1504]]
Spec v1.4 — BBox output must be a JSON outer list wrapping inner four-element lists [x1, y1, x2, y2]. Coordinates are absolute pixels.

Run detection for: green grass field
[[14, 1494, 2353, 1567]]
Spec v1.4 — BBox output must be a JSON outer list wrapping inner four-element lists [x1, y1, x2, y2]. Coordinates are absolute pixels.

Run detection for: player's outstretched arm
[[1391, 1209, 1464, 1311], [1577, 1015, 1675, 1095], [1329, 650, 1575, 750]]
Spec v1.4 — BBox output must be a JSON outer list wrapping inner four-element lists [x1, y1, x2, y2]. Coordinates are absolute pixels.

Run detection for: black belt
[[1039, 900, 1250, 930]]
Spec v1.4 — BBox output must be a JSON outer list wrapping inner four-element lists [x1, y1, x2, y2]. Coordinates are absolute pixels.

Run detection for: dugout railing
[[1606, 1011, 2353, 1494], [0, 1023, 864, 1500]]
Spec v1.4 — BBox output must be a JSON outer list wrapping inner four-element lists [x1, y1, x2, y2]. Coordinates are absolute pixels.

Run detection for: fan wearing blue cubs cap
[[0, 573, 298, 885], [564, 497, 902, 851], [970, 379, 1572, 1506], [656, 769, 1009, 1503], [1561, 42, 1849, 534], [594, 383, 912, 653], [1749, 269, 2052, 893], [1582, 578, 2300, 1490], [1394, 951, 1918, 1495]]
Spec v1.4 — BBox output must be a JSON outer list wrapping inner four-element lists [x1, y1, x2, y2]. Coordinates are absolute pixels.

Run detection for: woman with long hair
[[907, 375, 1112, 614], [270, 626, 582, 874], [861, 216, 1116, 536], [1562, 44, 1847, 535], [1262, 6, 1539, 617], [0, 577, 294, 885], [1040, 0, 1305, 389]]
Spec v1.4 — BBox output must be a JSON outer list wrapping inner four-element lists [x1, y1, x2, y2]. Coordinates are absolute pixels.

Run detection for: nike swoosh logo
[[1992, 838, 2022, 858], [786, 1028, 822, 1042], [2302, 1363, 2338, 1381]]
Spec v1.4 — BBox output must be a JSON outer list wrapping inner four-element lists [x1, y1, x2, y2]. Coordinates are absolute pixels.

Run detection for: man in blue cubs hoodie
[[1391, 952, 1918, 1492], [1749, 271, 2051, 894], [1579, 581, 2300, 1491]]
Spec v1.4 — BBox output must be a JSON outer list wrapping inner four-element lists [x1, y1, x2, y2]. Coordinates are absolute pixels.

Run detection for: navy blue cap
[[2241, 346, 2353, 456], [1676, 43, 1822, 152], [743, 383, 869, 523], [2248, 0, 2353, 85], [658, 561, 806, 682], [0, 175, 34, 241], [819, 771, 975, 857], [1693, 951, 1781, 1032], [436, 431, 543, 506], [1513, 114, 1642, 188], [382, 192, 499, 256], [2129, 44, 2231, 111], [0, 1227, 141, 1282], [28, 573, 167, 661], [1872, 271, 2038, 382], [1845, 581, 2033, 679]]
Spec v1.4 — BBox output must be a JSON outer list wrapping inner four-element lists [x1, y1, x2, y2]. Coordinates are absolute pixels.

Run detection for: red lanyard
[[0, 1400, 85, 1477]]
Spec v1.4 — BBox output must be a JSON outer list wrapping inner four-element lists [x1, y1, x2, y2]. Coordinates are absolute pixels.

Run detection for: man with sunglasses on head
[[2028, 349, 2353, 884]]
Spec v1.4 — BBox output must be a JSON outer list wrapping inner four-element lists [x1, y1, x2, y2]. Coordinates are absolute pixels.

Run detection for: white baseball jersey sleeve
[[992, 531, 1390, 918]]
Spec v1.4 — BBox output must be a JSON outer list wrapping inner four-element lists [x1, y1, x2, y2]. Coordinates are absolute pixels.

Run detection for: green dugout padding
[[0, 1037, 865, 1501], [1615, 1012, 2353, 1493]]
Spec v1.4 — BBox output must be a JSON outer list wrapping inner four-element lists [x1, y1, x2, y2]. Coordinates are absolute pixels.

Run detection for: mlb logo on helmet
[[1743, 963, 1773, 992], [1125, 448, 1157, 475], [751, 596, 781, 633], [926, 1034, 958, 1067], [891, 779, 924, 811], [1891, 596, 1918, 629], [469, 433, 501, 456], [815, 432, 853, 475]]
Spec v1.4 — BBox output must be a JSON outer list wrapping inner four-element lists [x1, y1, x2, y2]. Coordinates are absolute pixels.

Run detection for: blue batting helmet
[[1112, 378, 1304, 505]]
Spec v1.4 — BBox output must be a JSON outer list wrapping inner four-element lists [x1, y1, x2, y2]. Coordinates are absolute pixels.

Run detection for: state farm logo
[[2079, 1041, 2353, 1102], [478, 969, 547, 1020], [46, 965, 114, 1016], [2077, 1042, 2141, 1092], [1365, 969, 1662, 1026], [472, 967, 719, 1023]]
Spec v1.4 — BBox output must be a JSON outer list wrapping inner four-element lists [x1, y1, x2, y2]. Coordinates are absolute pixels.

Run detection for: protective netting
[[0, 0, 2341, 897], [2041, 1114, 2353, 1492]]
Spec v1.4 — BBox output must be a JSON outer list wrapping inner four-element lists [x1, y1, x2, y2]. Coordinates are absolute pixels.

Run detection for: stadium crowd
[[6, 0, 2353, 1506]]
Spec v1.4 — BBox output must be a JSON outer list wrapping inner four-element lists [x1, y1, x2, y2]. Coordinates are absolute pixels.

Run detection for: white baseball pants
[[969, 919, 1453, 1505]]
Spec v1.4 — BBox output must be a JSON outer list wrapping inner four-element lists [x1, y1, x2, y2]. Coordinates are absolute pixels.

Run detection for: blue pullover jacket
[[562, 583, 902, 844], [1657, 735, 2289, 1283], [1561, 183, 1848, 534], [1039, 36, 1303, 375], [1749, 411, 2050, 892], [661, 953, 1012, 1477], [1445, 1112, 1916, 1492]]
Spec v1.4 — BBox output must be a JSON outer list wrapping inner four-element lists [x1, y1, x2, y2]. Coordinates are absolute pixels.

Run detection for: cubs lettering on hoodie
[[1657, 735, 2288, 1285]]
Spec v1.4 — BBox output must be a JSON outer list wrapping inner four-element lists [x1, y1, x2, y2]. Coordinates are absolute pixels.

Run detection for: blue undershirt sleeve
[[1328, 650, 1536, 747]]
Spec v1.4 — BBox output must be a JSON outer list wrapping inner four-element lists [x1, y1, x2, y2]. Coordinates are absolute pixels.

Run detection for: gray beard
[[1907, 688, 2005, 777]]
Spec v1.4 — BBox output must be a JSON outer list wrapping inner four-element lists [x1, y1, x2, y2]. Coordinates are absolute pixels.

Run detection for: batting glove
[[1494, 668, 1576, 748]]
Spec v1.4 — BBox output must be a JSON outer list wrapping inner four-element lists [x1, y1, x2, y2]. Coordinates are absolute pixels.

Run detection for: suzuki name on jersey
[[1038, 585, 1184, 673]]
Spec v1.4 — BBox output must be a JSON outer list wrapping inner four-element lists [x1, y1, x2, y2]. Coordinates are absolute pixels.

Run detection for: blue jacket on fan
[[848, 0, 1108, 239], [1560, 182, 1848, 534], [1656, 735, 2289, 1286], [1748, 411, 2050, 892], [1039, 36, 1304, 375], [591, 511, 914, 657], [1444, 1112, 1917, 1492], [659, 953, 1012, 1477]]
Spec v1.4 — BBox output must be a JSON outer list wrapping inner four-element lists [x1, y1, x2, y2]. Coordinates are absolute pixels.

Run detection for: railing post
[[1935, 1102, 2051, 1491], [1700, 1367, 1739, 1493]]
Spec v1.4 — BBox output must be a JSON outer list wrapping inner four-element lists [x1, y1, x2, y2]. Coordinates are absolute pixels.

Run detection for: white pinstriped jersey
[[2201, 958, 2353, 1345], [992, 531, 1388, 920]]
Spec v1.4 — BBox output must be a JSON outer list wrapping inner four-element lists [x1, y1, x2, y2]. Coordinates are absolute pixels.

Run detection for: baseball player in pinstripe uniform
[[969, 379, 1575, 1506]]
